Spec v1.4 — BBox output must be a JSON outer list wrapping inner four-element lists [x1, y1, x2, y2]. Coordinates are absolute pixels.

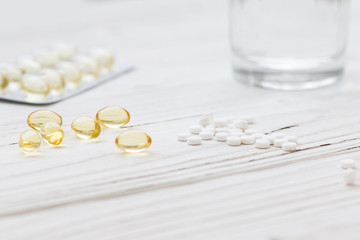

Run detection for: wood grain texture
[[1, 0, 360, 239]]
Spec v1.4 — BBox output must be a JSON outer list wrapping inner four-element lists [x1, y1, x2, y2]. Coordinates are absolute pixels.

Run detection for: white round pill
[[204, 127, 215, 133], [202, 113, 213, 121], [241, 135, 255, 145], [234, 119, 248, 130], [340, 159, 356, 169], [189, 125, 203, 134], [343, 168, 357, 185], [200, 131, 214, 140], [198, 113, 213, 127], [263, 134, 275, 145], [255, 139, 270, 149], [231, 131, 245, 137], [282, 142, 297, 152], [253, 133, 265, 139], [229, 128, 243, 133], [245, 129, 259, 135], [177, 132, 191, 142], [215, 127, 229, 133], [241, 115, 254, 124], [187, 136, 202, 145], [213, 118, 228, 128], [226, 116, 236, 124], [215, 132, 229, 142], [274, 138, 288, 148], [226, 136, 241, 146], [285, 135, 298, 143], [199, 117, 210, 127], [272, 132, 285, 139]]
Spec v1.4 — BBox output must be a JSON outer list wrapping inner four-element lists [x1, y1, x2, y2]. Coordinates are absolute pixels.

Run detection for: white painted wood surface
[[1, 0, 360, 239]]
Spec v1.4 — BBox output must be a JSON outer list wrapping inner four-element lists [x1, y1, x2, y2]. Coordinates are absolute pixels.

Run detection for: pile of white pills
[[177, 114, 299, 152], [340, 159, 357, 185]]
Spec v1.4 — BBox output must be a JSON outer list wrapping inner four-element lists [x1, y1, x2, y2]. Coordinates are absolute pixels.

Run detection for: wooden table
[[1, 0, 360, 239]]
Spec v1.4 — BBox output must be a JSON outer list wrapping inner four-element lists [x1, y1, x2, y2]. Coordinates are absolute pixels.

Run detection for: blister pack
[[0, 44, 134, 105]]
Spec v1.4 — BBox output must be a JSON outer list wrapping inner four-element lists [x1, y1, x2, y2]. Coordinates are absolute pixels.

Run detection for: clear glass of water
[[230, 0, 350, 90]]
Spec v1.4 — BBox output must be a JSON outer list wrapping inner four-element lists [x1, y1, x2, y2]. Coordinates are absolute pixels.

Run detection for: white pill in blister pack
[[17, 57, 42, 74], [0, 44, 134, 105]]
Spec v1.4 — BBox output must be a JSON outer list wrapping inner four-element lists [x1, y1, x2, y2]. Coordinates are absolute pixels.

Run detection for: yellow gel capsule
[[40, 122, 64, 145], [73, 56, 100, 77], [71, 116, 101, 140], [90, 48, 115, 69], [0, 65, 22, 83], [20, 74, 50, 96], [17, 58, 42, 74], [19, 129, 42, 153], [0, 73, 9, 90], [40, 69, 65, 91], [56, 62, 82, 84], [27, 110, 63, 131], [96, 106, 130, 128], [115, 130, 151, 153]]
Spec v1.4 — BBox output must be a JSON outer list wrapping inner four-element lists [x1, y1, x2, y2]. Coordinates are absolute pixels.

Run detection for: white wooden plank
[[1, 0, 360, 239]]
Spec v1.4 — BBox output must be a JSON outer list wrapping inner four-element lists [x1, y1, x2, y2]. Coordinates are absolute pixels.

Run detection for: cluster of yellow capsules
[[19, 106, 151, 154], [19, 110, 64, 153], [0, 43, 114, 98]]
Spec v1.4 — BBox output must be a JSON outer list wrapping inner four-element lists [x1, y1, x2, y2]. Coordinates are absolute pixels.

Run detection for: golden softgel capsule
[[19, 129, 42, 153], [56, 62, 82, 84], [0, 73, 9, 90], [71, 116, 101, 140], [40, 69, 66, 91], [90, 48, 115, 69], [20, 74, 50, 97], [115, 130, 151, 153], [27, 110, 63, 131], [96, 106, 130, 128], [40, 122, 64, 145]]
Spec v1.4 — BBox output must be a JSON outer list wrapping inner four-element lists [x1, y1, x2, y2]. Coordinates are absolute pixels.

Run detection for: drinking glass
[[230, 0, 350, 90]]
